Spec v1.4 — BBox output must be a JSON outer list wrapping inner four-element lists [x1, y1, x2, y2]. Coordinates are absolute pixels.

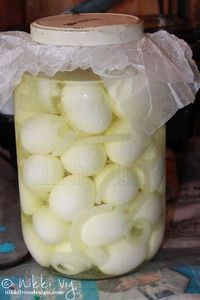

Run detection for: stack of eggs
[[15, 73, 165, 276]]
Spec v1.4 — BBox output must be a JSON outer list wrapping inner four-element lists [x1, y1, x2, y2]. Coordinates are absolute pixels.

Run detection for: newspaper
[[164, 136, 200, 249], [0, 254, 199, 299]]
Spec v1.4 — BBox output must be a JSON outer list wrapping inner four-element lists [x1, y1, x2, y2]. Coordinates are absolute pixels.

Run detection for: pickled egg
[[22, 222, 53, 267], [99, 240, 147, 275], [49, 175, 95, 222], [37, 78, 61, 113], [84, 246, 108, 267], [14, 76, 41, 114], [23, 155, 65, 193], [134, 143, 165, 192], [19, 179, 41, 215], [105, 120, 148, 166], [81, 211, 129, 246], [51, 252, 87, 275], [146, 220, 165, 260], [104, 72, 150, 122], [95, 165, 139, 205], [133, 193, 163, 226], [107, 94, 125, 119], [20, 113, 65, 154], [61, 83, 112, 134], [33, 207, 69, 244], [61, 143, 106, 176]]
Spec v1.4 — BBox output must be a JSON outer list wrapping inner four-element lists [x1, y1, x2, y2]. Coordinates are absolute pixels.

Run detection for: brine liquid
[[14, 71, 165, 279]]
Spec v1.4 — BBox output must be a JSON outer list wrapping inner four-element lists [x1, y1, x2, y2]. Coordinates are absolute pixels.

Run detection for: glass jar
[[14, 14, 166, 279]]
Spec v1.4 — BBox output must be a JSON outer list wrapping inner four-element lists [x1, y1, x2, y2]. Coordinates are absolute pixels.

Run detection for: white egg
[[133, 193, 163, 226], [51, 252, 87, 275], [133, 165, 149, 191], [81, 211, 129, 246], [95, 165, 139, 205], [103, 73, 150, 123], [15, 75, 61, 115], [134, 143, 165, 192], [14, 77, 41, 113], [69, 204, 113, 267], [49, 175, 95, 222], [61, 83, 112, 134], [33, 207, 69, 245], [14, 81, 37, 126], [23, 155, 65, 193], [52, 129, 77, 156], [107, 94, 125, 118], [99, 240, 147, 275], [22, 222, 53, 267], [127, 191, 148, 215], [146, 220, 165, 260], [84, 246, 108, 267], [126, 218, 152, 247], [20, 113, 65, 154], [37, 78, 61, 113], [138, 142, 158, 161], [105, 120, 149, 166], [61, 143, 106, 176], [18, 178, 41, 215]]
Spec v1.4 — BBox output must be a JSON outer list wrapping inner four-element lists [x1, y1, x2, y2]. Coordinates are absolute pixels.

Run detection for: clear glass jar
[[14, 69, 166, 279]]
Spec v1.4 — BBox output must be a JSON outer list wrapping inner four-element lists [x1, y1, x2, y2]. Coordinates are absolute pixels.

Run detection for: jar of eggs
[[11, 13, 190, 279]]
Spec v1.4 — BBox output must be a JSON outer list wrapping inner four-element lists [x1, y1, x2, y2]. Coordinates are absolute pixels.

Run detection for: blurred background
[[0, 0, 199, 31]]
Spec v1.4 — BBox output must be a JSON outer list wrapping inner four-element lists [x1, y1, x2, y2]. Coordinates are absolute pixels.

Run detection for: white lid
[[31, 13, 144, 46]]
